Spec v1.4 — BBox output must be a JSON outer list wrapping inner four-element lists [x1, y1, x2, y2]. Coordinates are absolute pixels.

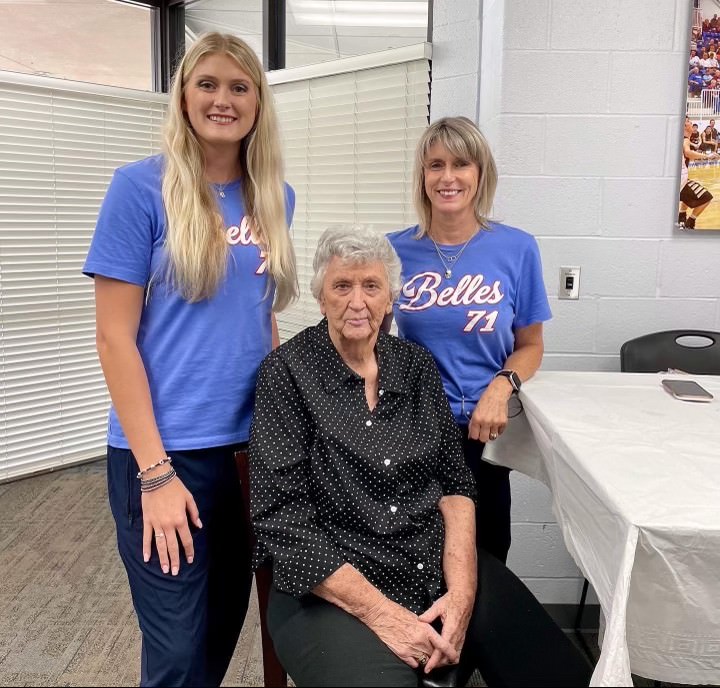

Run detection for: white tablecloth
[[483, 371, 720, 687]]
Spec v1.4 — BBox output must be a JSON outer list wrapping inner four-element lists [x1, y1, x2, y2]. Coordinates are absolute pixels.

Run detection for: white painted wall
[[431, 0, 720, 604]]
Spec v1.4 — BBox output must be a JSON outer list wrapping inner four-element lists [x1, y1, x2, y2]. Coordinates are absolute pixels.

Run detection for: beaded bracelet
[[140, 467, 177, 493], [140, 468, 175, 488], [136, 456, 172, 480]]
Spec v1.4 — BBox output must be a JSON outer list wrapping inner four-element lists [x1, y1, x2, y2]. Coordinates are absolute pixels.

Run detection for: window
[[0, 14, 429, 480], [0, 0, 153, 91], [185, 0, 263, 64], [286, 0, 429, 68], [180, 0, 430, 70]]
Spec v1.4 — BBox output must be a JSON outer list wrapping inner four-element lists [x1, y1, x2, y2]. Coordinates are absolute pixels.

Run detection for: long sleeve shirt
[[249, 318, 476, 615]]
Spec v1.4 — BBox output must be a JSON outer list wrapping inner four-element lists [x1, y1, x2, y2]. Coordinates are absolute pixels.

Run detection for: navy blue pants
[[460, 427, 512, 564], [107, 445, 251, 687]]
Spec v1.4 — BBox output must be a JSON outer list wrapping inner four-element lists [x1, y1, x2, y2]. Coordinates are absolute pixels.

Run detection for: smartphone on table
[[661, 379, 714, 402]]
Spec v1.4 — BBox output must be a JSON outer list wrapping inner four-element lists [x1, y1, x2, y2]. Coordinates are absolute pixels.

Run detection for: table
[[483, 371, 720, 687]]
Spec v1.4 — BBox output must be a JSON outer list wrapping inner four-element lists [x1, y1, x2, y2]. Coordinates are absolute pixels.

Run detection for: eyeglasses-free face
[[423, 142, 480, 222], [319, 257, 393, 349], [182, 53, 259, 157]]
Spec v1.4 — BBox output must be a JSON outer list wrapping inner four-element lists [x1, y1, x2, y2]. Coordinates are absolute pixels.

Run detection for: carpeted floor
[[0, 460, 263, 687], [0, 460, 702, 688]]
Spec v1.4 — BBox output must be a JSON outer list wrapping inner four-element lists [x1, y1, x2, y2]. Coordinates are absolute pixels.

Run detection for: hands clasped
[[418, 590, 474, 673], [363, 594, 473, 673]]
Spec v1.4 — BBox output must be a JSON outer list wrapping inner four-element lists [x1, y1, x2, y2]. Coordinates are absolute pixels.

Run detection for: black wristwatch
[[494, 369, 522, 394]]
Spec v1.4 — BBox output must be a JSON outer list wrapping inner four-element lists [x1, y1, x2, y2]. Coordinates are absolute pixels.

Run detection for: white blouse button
[[417, 563, 424, 570], [384, 459, 391, 466], [390, 505, 398, 513], [365, 419, 372, 427]]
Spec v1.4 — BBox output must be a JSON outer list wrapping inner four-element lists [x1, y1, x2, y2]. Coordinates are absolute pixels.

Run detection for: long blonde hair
[[412, 116, 498, 237], [162, 32, 297, 309]]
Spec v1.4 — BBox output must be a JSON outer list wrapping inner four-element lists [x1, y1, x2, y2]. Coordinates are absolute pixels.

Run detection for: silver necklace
[[214, 181, 231, 198], [429, 231, 477, 279]]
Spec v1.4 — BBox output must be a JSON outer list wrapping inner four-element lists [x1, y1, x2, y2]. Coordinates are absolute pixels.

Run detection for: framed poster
[[681, 1, 720, 230]]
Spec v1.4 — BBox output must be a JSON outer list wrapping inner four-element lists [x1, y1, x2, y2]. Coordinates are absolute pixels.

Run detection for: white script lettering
[[399, 271, 504, 311], [226, 216, 267, 274]]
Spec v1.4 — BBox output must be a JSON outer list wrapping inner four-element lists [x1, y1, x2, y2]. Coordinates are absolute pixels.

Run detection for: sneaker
[[678, 211, 687, 226], [685, 215, 696, 229]]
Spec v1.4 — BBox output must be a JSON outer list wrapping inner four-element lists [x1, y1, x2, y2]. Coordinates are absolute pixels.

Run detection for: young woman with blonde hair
[[83, 32, 297, 686]]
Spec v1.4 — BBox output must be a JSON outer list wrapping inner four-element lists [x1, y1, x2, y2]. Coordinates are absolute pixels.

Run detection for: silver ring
[[154, 532, 165, 539], [489, 432, 498, 440]]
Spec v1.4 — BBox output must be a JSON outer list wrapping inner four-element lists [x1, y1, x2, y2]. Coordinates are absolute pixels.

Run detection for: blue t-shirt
[[83, 155, 295, 449], [689, 73, 705, 88], [388, 223, 551, 425]]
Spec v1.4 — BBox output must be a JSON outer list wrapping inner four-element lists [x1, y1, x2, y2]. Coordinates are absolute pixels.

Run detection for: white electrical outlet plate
[[559, 266, 580, 300]]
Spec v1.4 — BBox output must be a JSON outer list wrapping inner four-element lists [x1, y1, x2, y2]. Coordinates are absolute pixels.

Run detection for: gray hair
[[311, 226, 402, 301]]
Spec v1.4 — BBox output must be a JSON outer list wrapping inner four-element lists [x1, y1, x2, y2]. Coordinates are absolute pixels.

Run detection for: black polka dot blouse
[[249, 317, 477, 615]]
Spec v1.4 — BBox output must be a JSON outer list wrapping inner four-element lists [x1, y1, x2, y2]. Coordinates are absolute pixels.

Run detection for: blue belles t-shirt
[[388, 223, 551, 425], [83, 155, 295, 449]]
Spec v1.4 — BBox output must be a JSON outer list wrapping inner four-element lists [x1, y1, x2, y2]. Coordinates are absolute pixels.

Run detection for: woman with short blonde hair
[[412, 116, 497, 237], [83, 31, 297, 686], [389, 116, 550, 566]]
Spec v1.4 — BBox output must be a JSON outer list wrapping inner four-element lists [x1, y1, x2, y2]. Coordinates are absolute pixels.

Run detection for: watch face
[[498, 370, 521, 392]]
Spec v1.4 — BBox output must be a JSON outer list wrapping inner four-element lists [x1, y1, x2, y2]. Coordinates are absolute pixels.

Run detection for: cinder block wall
[[431, 0, 720, 604]]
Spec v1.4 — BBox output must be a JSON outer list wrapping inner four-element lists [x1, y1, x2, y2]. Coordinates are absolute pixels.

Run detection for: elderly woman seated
[[249, 227, 592, 687]]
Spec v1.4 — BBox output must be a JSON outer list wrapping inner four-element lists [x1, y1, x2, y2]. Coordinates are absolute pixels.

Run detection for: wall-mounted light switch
[[558, 266, 580, 300]]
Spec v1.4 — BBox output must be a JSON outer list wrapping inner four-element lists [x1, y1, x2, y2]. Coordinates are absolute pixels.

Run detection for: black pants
[[107, 445, 252, 687], [267, 549, 592, 687], [460, 427, 512, 564]]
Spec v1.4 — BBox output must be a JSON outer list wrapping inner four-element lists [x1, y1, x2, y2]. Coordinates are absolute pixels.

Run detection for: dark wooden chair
[[235, 450, 287, 687]]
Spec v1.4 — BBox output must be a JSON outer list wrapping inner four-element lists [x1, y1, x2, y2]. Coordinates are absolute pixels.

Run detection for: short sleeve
[[83, 169, 155, 286], [513, 236, 552, 329]]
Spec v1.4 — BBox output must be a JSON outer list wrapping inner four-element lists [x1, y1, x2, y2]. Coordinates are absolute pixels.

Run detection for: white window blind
[[271, 49, 430, 341], [0, 73, 166, 482], [0, 47, 429, 481]]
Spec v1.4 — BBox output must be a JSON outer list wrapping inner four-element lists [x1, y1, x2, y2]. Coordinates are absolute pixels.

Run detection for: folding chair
[[620, 329, 720, 374]]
